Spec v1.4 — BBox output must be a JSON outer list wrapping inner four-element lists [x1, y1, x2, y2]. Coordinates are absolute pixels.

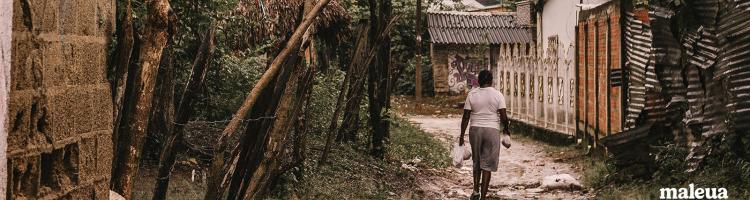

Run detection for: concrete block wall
[[2, 0, 13, 198], [7, 0, 115, 199]]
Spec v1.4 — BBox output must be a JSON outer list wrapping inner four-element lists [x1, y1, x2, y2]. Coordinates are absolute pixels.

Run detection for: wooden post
[[415, 0, 423, 100]]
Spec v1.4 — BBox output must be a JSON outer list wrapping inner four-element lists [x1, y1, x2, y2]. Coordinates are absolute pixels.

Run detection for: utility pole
[[415, 0, 423, 100]]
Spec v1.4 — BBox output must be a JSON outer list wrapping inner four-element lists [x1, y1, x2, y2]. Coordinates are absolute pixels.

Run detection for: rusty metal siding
[[623, 10, 651, 129]]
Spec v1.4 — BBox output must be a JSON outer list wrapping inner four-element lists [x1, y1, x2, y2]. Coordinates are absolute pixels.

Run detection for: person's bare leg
[[473, 169, 481, 193], [481, 170, 491, 199]]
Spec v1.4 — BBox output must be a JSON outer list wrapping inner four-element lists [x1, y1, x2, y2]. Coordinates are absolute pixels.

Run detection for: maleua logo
[[659, 184, 728, 199]]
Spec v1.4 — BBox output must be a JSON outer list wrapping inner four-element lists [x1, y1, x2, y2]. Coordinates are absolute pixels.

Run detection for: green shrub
[[387, 117, 450, 168], [652, 145, 689, 186], [188, 50, 266, 121]]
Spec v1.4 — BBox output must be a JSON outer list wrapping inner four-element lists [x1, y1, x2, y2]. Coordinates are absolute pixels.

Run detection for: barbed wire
[[170, 115, 277, 126]]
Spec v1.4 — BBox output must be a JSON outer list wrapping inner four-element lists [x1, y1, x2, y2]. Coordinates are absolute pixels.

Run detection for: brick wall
[[586, 19, 596, 134], [7, 0, 115, 199], [576, 22, 588, 131], [576, 1, 622, 138], [515, 1, 532, 26], [608, 11, 622, 134]]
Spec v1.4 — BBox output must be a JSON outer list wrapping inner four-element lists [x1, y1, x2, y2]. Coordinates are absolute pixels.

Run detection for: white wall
[[524, 0, 609, 134], [540, 0, 579, 52], [539, 0, 609, 54], [0, 0, 11, 198]]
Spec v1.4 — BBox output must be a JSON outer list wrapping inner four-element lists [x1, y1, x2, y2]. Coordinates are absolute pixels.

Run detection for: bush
[[187, 50, 266, 121], [394, 58, 434, 96], [305, 70, 346, 135], [652, 145, 689, 185]]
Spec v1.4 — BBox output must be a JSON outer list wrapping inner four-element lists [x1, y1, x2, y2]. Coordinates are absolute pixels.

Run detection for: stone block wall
[[7, 0, 115, 199]]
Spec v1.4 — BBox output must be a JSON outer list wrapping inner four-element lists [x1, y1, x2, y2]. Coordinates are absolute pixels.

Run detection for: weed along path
[[408, 115, 593, 199]]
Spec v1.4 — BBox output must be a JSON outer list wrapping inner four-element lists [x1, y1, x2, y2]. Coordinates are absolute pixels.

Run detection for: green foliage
[[267, 115, 449, 199], [586, 143, 750, 198], [167, 0, 280, 121], [390, 0, 437, 96], [337, 0, 438, 96], [305, 71, 346, 134], [687, 155, 750, 197], [190, 50, 267, 121], [652, 145, 689, 185], [387, 117, 451, 168], [394, 54, 435, 96], [269, 144, 415, 200]]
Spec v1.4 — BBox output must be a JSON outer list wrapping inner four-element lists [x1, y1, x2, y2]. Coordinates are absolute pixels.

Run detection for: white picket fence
[[496, 37, 576, 136]]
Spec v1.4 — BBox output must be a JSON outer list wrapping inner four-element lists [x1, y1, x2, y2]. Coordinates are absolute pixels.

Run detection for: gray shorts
[[469, 126, 501, 172]]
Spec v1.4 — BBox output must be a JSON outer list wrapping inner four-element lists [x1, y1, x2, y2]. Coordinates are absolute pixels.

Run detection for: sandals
[[470, 192, 481, 200]]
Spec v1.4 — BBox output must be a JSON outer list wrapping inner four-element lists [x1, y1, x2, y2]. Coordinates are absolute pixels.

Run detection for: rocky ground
[[408, 115, 594, 200]]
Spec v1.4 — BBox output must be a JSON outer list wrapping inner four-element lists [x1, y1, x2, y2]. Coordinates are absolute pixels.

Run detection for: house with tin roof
[[428, 9, 534, 94]]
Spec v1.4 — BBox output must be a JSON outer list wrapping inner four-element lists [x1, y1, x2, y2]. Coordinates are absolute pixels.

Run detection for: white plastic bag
[[451, 143, 472, 167], [501, 133, 511, 148]]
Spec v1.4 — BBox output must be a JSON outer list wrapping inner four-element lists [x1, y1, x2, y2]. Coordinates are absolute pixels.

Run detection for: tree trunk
[[204, 1, 332, 198], [339, 70, 367, 142], [109, 0, 135, 171], [368, 0, 392, 159], [241, 59, 310, 199], [291, 63, 317, 181], [110, 0, 134, 125], [110, 0, 171, 198], [144, 30, 176, 160], [415, 0, 423, 100], [152, 26, 216, 200], [337, 22, 371, 143], [224, 50, 301, 200]]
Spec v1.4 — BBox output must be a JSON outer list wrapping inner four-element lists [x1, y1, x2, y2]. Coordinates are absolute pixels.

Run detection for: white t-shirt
[[464, 87, 507, 130]]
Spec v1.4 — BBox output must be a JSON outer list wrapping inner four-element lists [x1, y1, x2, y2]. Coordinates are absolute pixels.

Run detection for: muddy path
[[408, 115, 593, 199]]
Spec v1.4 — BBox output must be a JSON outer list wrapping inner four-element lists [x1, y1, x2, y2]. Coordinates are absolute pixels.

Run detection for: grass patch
[[392, 95, 464, 116], [132, 162, 207, 200], [388, 117, 451, 168], [268, 116, 450, 199], [550, 143, 750, 199]]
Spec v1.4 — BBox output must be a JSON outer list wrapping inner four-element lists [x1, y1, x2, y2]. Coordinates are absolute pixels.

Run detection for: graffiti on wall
[[448, 54, 487, 94]]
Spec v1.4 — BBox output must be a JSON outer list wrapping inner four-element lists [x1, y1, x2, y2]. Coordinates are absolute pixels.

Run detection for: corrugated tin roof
[[427, 11, 533, 44]]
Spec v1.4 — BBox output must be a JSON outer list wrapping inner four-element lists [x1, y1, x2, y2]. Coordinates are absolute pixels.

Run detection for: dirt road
[[408, 115, 593, 199]]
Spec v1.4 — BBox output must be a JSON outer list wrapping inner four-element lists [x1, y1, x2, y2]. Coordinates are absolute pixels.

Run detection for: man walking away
[[459, 70, 510, 200]]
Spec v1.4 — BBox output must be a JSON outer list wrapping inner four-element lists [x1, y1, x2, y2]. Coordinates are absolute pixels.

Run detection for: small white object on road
[[541, 174, 583, 191]]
